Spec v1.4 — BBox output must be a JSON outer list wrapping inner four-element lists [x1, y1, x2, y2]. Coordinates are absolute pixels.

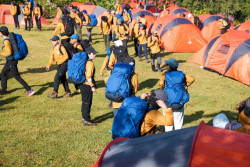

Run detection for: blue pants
[[112, 31, 116, 42], [138, 44, 148, 59]]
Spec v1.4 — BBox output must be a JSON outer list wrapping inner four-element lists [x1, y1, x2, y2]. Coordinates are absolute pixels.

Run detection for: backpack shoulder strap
[[59, 45, 63, 55]]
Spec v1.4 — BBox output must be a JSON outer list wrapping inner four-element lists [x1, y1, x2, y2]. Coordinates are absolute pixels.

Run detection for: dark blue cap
[[50, 36, 60, 41], [82, 10, 87, 14], [164, 58, 179, 70], [86, 47, 98, 54]]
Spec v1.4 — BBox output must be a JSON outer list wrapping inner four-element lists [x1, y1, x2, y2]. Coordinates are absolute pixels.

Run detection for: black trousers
[[134, 38, 138, 56], [25, 18, 31, 30], [79, 84, 93, 121], [35, 16, 41, 30], [87, 28, 92, 42], [54, 62, 70, 93], [1, 60, 31, 91], [13, 15, 19, 28], [103, 34, 110, 50], [122, 39, 127, 47]]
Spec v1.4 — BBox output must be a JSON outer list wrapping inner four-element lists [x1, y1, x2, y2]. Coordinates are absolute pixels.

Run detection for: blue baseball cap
[[164, 58, 179, 70], [50, 35, 60, 41], [70, 34, 79, 40], [82, 10, 87, 14]]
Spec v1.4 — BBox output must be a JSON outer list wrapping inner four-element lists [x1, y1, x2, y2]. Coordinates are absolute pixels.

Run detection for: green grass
[[0, 25, 249, 167]]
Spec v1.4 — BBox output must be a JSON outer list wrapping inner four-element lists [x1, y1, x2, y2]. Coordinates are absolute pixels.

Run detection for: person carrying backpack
[[159, 58, 195, 131], [70, 34, 83, 53], [73, 47, 98, 126], [100, 16, 111, 50], [0, 26, 35, 96], [131, 17, 141, 56], [218, 18, 231, 34], [33, 2, 42, 31], [115, 2, 122, 13], [105, 62, 138, 117], [82, 10, 93, 44], [140, 13, 147, 26], [138, 23, 149, 63], [46, 36, 71, 98], [100, 48, 112, 78], [237, 97, 250, 131], [25, 0, 33, 28], [111, 11, 118, 42], [10, 1, 20, 29], [112, 89, 173, 139], [71, 9, 82, 40], [23, 3, 31, 31], [122, 8, 132, 26], [116, 19, 129, 47], [148, 29, 162, 72]]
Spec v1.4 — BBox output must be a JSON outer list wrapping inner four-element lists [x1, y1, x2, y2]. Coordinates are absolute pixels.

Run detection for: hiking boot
[[26, 89, 35, 96], [151, 65, 157, 72], [48, 91, 58, 98], [157, 64, 162, 72], [145, 59, 149, 63], [82, 119, 97, 126], [0, 89, 7, 94], [63, 92, 71, 98]]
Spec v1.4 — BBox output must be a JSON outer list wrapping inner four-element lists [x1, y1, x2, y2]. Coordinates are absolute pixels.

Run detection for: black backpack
[[59, 43, 76, 60], [61, 16, 74, 37], [79, 39, 91, 51], [194, 16, 202, 29], [113, 46, 135, 65], [223, 18, 231, 29], [37, 4, 43, 16], [16, 4, 21, 15], [78, 12, 85, 22]]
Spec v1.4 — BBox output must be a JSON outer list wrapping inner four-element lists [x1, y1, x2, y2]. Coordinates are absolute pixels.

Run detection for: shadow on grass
[[93, 111, 113, 123], [184, 111, 204, 125], [139, 78, 158, 91], [96, 80, 105, 89], [41, 27, 56, 31], [31, 82, 54, 95], [205, 110, 237, 125], [97, 53, 108, 58], [0, 96, 20, 111], [20, 66, 56, 75]]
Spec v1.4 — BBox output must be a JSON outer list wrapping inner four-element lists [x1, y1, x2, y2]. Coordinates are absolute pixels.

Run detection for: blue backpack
[[116, 13, 124, 22], [164, 71, 189, 109], [4, 33, 28, 61], [68, 52, 88, 84], [105, 63, 134, 102], [128, 9, 133, 20], [89, 14, 97, 27], [112, 97, 149, 139]]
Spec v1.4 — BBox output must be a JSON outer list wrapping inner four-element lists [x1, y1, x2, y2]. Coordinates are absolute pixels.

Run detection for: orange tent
[[189, 30, 250, 85], [20, 16, 51, 26], [199, 14, 224, 42], [0, 4, 15, 25], [150, 15, 207, 52], [234, 20, 250, 34], [92, 121, 250, 167], [129, 8, 156, 33]]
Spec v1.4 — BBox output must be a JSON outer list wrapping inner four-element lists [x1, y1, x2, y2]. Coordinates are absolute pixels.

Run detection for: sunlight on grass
[[0, 25, 249, 166]]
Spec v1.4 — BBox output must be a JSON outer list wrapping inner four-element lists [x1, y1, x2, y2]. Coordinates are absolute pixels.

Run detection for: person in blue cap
[[70, 34, 83, 52], [46, 35, 71, 98], [10, 1, 20, 29], [159, 58, 195, 132]]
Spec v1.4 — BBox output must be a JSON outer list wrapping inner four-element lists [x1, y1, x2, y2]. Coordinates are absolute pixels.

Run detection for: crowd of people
[[0, 1, 245, 139]]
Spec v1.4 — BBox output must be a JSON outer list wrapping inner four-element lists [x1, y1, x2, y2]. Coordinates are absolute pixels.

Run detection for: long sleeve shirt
[[0, 40, 13, 57], [52, 22, 69, 39], [147, 35, 161, 54], [10, 5, 17, 16], [47, 45, 68, 67]]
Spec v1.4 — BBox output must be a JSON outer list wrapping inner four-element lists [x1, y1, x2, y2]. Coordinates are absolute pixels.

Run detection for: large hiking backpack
[[38, 4, 43, 16], [112, 45, 135, 65], [30, 0, 34, 10], [79, 39, 91, 51], [59, 42, 75, 60], [78, 12, 85, 22], [116, 13, 124, 22], [61, 16, 74, 36], [68, 52, 88, 84], [4, 33, 28, 61], [112, 96, 149, 139], [16, 4, 21, 15], [164, 71, 189, 109], [128, 9, 133, 20], [105, 63, 134, 102], [89, 14, 97, 27]]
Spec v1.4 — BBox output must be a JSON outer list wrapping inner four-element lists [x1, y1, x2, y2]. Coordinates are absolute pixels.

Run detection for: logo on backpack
[[5, 33, 28, 61], [105, 63, 134, 102], [164, 71, 189, 109], [89, 14, 97, 27], [112, 97, 149, 139], [68, 52, 88, 84], [61, 16, 74, 37]]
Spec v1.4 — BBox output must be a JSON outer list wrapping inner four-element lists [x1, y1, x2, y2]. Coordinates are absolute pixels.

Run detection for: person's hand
[[91, 87, 96, 92], [46, 66, 50, 71], [140, 93, 149, 100], [156, 100, 168, 110]]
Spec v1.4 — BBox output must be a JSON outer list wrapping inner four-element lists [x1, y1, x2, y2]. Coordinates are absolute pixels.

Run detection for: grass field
[[0, 25, 249, 167]]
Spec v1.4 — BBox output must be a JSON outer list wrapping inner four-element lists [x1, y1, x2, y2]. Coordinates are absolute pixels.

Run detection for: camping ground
[[0, 25, 249, 166]]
